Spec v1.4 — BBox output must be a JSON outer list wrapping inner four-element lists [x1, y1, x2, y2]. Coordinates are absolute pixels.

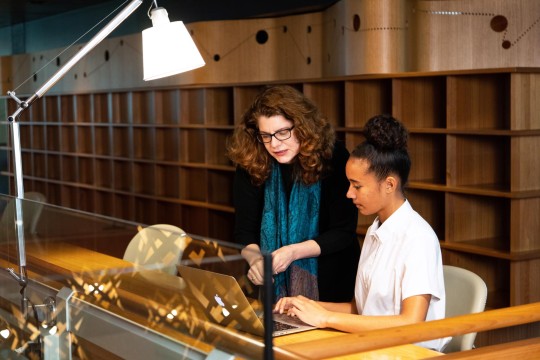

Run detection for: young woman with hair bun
[[275, 114, 449, 352]]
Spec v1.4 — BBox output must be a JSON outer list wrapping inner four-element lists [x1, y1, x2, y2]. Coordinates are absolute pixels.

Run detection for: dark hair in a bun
[[351, 114, 411, 193]]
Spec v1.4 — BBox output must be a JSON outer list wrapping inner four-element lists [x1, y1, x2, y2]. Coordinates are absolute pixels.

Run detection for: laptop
[[177, 265, 316, 337]]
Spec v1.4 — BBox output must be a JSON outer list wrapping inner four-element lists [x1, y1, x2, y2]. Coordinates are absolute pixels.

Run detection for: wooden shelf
[[60, 126, 76, 152], [441, 240, 540, 261], [61, 155, 77, 182], [179, 129, 205, 163], [94, 126, 110, 156], [407, 188, 446, 241], [409, 182, 540, 199], [113, 160, 132, 191], [155, 164, 179, 198], [76, 94, 92, 124], [179, 167, 207, 202], [2, 69, 540, 326], [79, 157, 94, 185], [393, 76, 446, 129], [112, 126, 130, 157], [95, 158, 112, 187], [133, 162, 155, 195], [155, 128, 179, 161], [93, 93, 111, 123], [408, 133, 446, 184], [132, 127, 155, 160], [447, 135, 510, 190], [447, 74, 510, 130], [303, 82, 345, 128]]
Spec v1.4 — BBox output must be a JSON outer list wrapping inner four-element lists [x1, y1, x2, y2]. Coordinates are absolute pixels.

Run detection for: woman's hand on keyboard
[[274, 295, 328, 327]]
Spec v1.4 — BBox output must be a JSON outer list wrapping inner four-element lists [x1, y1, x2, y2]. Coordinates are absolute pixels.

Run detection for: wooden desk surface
[[275, 329, 443, 359], [4, 241, 444, 359], [26, 241, 135, 272]]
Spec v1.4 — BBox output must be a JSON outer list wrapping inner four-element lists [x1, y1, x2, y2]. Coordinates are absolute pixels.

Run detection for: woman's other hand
[[271, 245, 296, 274], [271, 240, 321, 274], [247, 256, 264, 285]]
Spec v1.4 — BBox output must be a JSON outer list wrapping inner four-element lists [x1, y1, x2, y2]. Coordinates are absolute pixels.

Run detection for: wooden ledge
[[427, 337, 540, 360], [276, 302, 540, 360]]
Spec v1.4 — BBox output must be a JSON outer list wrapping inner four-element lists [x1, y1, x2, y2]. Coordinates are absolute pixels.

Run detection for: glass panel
[[0, 194, 274, 359]]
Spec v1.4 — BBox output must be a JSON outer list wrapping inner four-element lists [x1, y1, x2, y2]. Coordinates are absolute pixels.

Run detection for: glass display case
[[0, 194, 276, 359]]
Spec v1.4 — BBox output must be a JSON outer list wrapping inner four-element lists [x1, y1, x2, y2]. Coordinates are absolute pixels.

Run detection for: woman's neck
[[378, 197, 406, 224]]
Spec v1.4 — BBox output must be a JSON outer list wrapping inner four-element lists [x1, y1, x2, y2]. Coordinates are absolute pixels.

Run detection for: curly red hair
[[227, 85, 335, 186]]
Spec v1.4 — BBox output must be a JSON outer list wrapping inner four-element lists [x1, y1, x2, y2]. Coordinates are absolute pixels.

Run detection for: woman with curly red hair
[[227, 85, 359, 302]]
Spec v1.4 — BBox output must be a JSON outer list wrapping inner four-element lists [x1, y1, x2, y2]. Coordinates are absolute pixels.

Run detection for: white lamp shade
[[142, 8, 205, 81]]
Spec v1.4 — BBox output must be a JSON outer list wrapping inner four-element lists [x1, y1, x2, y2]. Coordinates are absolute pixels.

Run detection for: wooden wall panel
[[410, 0, 540, 71], [3, 0, 540, 96], [187, 14, 324, 84], [323, 0, 409, 75]]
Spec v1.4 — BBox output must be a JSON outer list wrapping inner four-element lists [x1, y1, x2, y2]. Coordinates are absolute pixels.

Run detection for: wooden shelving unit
[[2, 68, 540, 346]]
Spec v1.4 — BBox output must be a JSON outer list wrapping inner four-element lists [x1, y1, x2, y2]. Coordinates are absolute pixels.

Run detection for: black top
[[233, 141, 360, 302]]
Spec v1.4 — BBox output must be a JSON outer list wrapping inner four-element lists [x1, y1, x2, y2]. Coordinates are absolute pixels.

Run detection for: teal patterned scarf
[[260, 162, 320, 301]]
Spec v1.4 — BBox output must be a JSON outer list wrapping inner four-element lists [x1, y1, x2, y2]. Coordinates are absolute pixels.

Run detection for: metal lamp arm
[[5, 0, 144, 319], [7, 0, 143, 122]]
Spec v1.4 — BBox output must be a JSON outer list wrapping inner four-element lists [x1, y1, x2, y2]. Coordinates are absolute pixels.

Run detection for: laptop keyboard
[[272, 314, 310, 331], [273, 320, 297, 331]]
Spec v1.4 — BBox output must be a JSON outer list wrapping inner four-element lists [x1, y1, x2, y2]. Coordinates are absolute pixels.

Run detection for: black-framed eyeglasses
[[255, 126, 295, 143]]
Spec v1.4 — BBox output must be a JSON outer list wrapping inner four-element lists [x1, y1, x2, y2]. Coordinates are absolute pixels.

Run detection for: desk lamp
[[5, 0, 205, 319]]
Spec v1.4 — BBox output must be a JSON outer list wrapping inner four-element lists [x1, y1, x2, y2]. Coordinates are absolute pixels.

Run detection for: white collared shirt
[[354, 200, 449, 351]]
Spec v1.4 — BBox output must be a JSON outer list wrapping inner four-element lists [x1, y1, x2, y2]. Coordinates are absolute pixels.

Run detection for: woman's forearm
[[271, 240, 322, 274], [287, 239, 321, 260], [241, 243, 263, 266], [318, 300, 356, 314]]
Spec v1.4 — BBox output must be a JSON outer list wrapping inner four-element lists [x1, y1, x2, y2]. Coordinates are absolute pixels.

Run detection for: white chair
[[443, 265, 488, 353], [123, 224, 188, 275], [0, 192, 46, 236]]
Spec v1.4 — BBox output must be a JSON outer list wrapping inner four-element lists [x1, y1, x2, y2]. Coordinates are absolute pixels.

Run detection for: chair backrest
[[0, 192, 46, 236], [123, 224, 188, 275], [443, 265, 488, 353]]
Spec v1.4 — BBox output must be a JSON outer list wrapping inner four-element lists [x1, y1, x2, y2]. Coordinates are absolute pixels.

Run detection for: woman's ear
[[385, 176, 398, 193]]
